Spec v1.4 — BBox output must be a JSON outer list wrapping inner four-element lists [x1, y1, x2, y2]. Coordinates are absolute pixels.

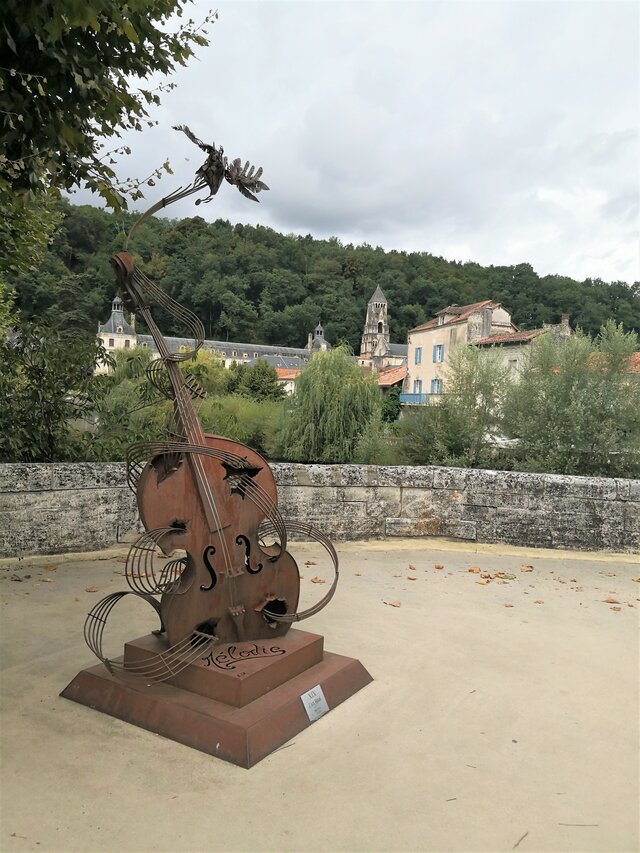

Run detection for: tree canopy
[[10, 201, 640, 352]]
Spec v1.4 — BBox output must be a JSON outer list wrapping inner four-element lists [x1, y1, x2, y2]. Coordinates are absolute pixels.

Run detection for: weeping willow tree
[[279, 346, 383, 463]]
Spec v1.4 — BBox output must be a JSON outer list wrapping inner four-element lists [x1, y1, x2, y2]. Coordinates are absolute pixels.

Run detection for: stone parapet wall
[[1, 463, 637, 558]]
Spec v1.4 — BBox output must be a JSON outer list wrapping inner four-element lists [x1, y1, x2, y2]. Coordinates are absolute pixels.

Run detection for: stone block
[[0, 464, 53, 493], [439, 520, 476, 540], [51, 462, 128, 490], [365, 487, 402, 519], [432, 467, 467, 490], [542, 474, 617, 501], [623, 506, 640, 533], [385, 517, 442, 537]]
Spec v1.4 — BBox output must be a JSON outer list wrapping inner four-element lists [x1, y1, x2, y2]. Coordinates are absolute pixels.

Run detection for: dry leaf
[[504, 603, 514, 608], [310, 576, 326, 584], [408, 564, 416, 571], [604, 597, 619, 604], [480, 572, 493, 579], [495, 572, 516, 580], [407, 576, 417, 581], [534, 600, 544, 604], [10, 575, 23, 582], [383, 600, 402, 608], [44, 564, 57, 572], [434, 563, 444, 570], [476, 580, 489, 585], [355, 572, 362, 576], [41, 578, 54, 583], [610, 606, 622, 612], [468, 566, 481, 574], [520, 564, 534, 572], [632, 577, 640, 583], [85, 586, 99, 593], [392, 572, 402, 577], [304, 560, 317, 566], [74, 597, 80, 602]]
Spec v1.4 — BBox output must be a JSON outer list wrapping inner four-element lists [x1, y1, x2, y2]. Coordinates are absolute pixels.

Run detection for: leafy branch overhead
[[0, 1, 216, 209]]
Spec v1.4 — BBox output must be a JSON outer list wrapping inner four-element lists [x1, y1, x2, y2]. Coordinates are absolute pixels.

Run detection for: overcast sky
[[74, 1, 639, 283]]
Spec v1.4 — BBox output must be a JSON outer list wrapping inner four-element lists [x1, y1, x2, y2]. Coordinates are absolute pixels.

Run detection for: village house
[[401, 300, 572, 405]]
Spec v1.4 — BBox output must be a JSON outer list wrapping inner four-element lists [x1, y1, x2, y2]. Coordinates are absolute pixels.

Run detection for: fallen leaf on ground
[[10, 575, 23, 582], [434, 563, 444, 570], [304, 560, 317, 566], [534, 600, 544, 604], [85, 586, 99, 593], [355, 572, 362, 576], [480, 572, 493, 579], [520, 564, 534, 572], [44, 564, 57, 572], [504, 603, 514, 608], [383, 600, 401, 607], [408, 564, 416, 571], [632, 577, 640, 583], [627, 603, 634, 608], [41, 578, 54, 583], [310, 576, 326, 584], [610, 606, 622, 612], [570, 578, 577, 582], [604, 597, 619, 604], [476, 580, 490, 585], [407, 576, 417, 581], [495, 572, 516, 580], [468, 566, 481, 573], [74, 597, 80, 602], [392, 572, 402, 577]]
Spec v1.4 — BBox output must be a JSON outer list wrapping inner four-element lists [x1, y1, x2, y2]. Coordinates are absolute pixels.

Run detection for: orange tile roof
[[275, 367, 301, 381], [474, 329, 545, 346], [376, 364, 407, 386]]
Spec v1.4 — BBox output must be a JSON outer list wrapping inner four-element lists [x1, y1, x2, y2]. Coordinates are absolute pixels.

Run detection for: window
[[432, 344, 444, 363], [108, 338, 114, 348], [232, 351, 237, 357], [438, 315, 444, 326], [413, 379, 422, 394], [253, 352, 258, 358], [141, 342, 148, 348], [377, 321, 383, 334], [243, 353, 248, 358], [430, 378, 443, 394], [414, 346, 422, 365], [116, 325, 123, 333], [124, 340, 130, 348]]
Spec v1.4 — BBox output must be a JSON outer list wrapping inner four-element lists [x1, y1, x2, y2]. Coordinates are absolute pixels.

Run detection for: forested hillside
[[12, 200, 640, 348]]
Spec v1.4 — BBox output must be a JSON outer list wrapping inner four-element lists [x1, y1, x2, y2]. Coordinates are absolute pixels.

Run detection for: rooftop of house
[[136, 334, 310, 360], [275, 367, 302, 382], [376, 363, 407, 387], [98, 298, 135, 336], [474, 329, 545, 346], [409, 300, 500, 333]]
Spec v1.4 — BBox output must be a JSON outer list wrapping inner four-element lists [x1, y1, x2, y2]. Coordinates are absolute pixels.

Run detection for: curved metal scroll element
[[84, 591, 215, 682], [257, 520, 339, 623], [125, 527, 192, 596]]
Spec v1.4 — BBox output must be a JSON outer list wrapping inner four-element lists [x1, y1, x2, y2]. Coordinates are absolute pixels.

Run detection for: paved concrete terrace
[[1, 538, 638, 853]]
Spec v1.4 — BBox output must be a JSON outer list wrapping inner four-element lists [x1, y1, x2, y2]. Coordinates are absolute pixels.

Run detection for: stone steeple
[[360, 286, 390, 364]]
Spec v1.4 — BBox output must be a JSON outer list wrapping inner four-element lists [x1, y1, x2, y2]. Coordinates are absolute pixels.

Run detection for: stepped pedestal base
[[61, 630, 372, 768]]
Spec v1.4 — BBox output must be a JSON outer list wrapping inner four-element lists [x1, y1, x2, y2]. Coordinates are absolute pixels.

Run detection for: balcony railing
[[399, 392, 436, 405]]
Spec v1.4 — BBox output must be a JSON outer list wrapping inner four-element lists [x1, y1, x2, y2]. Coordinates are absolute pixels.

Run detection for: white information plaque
[[300, 685, 330, 722]]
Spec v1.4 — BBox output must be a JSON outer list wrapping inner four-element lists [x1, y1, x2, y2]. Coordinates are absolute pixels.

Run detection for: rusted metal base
[[61, 630, 372, 768]]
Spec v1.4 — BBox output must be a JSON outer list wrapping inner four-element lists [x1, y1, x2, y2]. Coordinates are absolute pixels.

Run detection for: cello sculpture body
[[137, 434, 300, 646]]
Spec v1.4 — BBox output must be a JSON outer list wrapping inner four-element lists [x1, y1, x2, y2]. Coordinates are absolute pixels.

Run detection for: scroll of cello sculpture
[[83, 128, 337, 678]]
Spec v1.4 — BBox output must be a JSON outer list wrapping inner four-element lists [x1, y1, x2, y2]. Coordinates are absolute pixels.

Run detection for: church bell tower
[[360, 286, 390, 365]]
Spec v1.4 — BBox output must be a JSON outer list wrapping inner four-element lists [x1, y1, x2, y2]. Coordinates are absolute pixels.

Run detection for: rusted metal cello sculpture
[[83, 129, 338, 680]]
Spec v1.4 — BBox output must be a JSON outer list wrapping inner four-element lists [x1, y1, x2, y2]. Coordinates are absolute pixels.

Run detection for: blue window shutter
[[432, 345, 437, 362]]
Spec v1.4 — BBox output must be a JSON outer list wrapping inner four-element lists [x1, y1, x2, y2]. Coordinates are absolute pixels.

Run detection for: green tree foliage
[[0, 0, 213, 206], [503, 323, 640, 477], [0, 1, 213, 274], [198, 395, 285, 458], [279, 347, 383, 463], [0, 319, 109, 461], [381, 385, 401, 422], [227, 359, 285, 402], [12, 202, 639, 348], [396, 346, 512, 467]]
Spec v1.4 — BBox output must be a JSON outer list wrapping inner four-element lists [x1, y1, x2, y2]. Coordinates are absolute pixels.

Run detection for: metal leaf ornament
[[127, 125, 269, 243]]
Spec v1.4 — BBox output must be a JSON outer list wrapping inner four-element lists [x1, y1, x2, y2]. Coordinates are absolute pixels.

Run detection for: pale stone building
[[402, 301, 572, 404], [96, 297, 137, 374]]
